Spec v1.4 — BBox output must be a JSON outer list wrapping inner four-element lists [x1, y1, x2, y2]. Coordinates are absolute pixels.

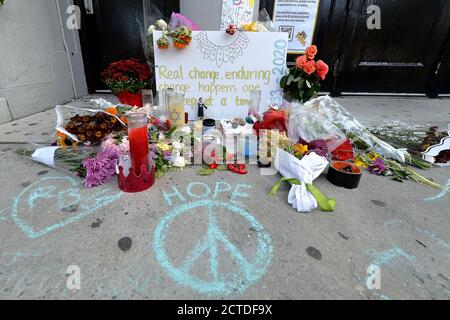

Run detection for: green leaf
[[280, 75, 288, 88], [287, 74, 295, 86], [197, 167, 215, 176], [217, 165, 228, 171], [306, 80, 312, 88]]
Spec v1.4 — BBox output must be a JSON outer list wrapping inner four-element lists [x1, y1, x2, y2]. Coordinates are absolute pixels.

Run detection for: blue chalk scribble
[[153, 199, 272, 296], [424, 179, 450, 202], [11, 176, 122, 239]]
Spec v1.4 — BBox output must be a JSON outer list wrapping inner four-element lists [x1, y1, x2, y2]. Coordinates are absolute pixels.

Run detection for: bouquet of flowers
[[101, 59, 151, 106], [268, 131, 336, 213], [280, 46, 329, 103], [149, 19, 193, 50]]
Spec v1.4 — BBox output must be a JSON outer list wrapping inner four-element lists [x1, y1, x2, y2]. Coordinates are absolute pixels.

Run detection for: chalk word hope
[[154, 182, 273, 296]]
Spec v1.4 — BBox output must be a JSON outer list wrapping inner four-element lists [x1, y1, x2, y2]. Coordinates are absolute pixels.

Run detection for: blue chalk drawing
[[363, 246, 416, 300], [0, 207, 9, 221], [367, 247, 416, 267], [153, 199, 272, 296], [424, 179, 450, 202], [11, 176, 123, 239]]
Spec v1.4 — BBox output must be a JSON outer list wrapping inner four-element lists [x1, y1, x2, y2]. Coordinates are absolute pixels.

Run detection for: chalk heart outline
[[12, 176, 122, 239]]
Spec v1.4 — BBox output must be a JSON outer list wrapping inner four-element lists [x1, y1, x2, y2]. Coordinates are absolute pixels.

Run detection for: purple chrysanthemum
[[82, 146, 121, 188], [163, 150, 172, 161], [308, 139, 329, 157], [368, 158, 387, 176]]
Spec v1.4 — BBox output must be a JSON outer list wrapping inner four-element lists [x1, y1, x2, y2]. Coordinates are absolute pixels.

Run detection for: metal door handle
[[84, 0, 94, 14]]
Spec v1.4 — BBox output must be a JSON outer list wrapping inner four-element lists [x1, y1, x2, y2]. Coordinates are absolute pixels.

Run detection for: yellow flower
[[354, 160, 365, 168], [354, 155, 368, 168], [241, 22, 257, 32], [368, 152, 379, 161], [157, 143, 171, 152], [294, 144, 308, 155]]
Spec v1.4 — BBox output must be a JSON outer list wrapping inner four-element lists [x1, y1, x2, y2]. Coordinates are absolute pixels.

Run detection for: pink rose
[[305, 45, 318, 60], [316, 60, 329, 80], [295, 55, 308, 69], [303, 60, 316, 75]]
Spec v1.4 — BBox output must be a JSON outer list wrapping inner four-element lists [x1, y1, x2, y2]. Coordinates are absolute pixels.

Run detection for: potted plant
[[280, 45, 329, 103], [101, 59, 152, 107]]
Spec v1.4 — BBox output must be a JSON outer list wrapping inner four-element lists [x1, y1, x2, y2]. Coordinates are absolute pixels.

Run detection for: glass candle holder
[[126, 112, 149, 176], [248, 89, 262, 116], [142, 90, 154, 109], [167, 92, 186, 126]]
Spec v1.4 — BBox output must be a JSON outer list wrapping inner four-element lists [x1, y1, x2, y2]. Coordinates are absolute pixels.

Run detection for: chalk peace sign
[[153, 199, 272, 295]]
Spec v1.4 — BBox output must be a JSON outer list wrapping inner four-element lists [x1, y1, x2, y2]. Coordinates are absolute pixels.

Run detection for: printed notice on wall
[[273, 0, 320, 53]]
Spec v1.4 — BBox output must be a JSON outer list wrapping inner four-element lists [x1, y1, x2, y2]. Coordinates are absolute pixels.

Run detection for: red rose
[[295, 55, 308, 69], [303, 60, 316, 75], [316, 60, 329, 80], [305, 45, 318, 60]]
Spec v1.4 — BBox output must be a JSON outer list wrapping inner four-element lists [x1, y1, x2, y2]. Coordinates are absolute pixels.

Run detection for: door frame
[[74, 0, 180, 94]]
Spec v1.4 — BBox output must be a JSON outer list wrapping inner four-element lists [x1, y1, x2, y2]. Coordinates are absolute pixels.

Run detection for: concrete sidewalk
[[0, 95, 449, 300]]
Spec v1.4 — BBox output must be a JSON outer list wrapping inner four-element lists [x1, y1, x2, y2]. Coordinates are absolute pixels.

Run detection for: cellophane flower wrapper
[[16, 144, 99, 178], [287, 101, 347, 153], [138, 2, 165, 71], [258, 8, 276, 32], [168, 12, 201, 31], [55, 104, 126, 143], [274, 148, 329, 213], [304, 96, 407, 162]]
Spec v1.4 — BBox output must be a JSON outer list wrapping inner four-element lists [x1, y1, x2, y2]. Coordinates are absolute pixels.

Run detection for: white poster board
[[273, 0, 320, 54], [154, 31, 288, 120]]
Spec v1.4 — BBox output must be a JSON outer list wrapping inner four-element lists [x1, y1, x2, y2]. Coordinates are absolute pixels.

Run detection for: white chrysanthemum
[[156, 19, 168, 29], [172, 156, 186, 168], [148, 25, 156, 35]]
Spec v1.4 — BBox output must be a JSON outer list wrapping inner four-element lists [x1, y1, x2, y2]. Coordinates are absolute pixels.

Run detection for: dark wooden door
[[333, 0, 450, 95], [75, 0, 180, 93], [262, 0, 450, 96], [432, 29, 450, 96]]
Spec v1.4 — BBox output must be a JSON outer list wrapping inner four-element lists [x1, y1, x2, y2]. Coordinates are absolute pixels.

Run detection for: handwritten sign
[[273, 0, 321, 53], [154, 31, 288, 120]]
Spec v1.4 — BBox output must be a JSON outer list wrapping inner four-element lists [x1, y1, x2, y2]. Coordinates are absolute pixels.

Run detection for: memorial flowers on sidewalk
[[280, 45, 329, 103], [101, 59, 151, 107], [354, 151, 442, 189]]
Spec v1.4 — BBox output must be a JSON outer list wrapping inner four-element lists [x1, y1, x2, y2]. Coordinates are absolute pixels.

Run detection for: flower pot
[[117, 91, 143, 107]]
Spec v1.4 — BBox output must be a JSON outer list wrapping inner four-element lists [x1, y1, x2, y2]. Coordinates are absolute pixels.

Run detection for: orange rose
[[295, 55, 308, 69], [305, 45, 318, 60], [303, 60, 316, 75], [316, 60, 329, 80]]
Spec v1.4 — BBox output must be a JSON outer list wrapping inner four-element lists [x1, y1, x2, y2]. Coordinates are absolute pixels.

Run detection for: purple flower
[[368, 158, 387, 176], [163, 150, 172, 161], [82, 146, 121, 188], [308, 139, 329, 157]]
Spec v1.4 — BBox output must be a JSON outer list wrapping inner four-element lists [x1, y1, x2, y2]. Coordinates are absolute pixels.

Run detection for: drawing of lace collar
[[194, 32, 250, 68]]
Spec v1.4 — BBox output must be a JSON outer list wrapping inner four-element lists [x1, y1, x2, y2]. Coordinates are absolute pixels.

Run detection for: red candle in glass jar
[[127, 113, 149, 176]]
